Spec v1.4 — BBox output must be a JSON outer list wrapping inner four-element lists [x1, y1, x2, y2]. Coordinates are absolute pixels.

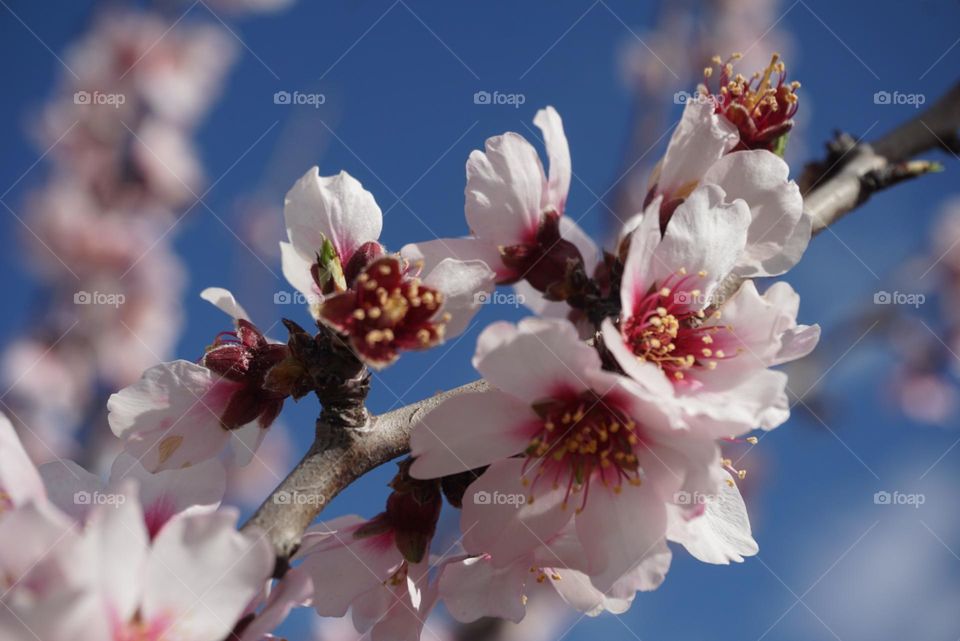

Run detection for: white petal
[[142, 509, 273, 641], [619, 199, 663, 314], [533, 106, 571, 212], [439, 555, 528, 623], [575, 481, 667, 592], [461, 459, 572, 569], [423, 258, 495, 339], [37, 460, 103, 522], [652, 184, 750, 297], [0, 412, 45, 508], [280, 240, 322, 317], [108, 453, 226, 537], [237, 568, 314, 641], [473, 318, 601, 403], [283, 167, 382, 263], [465, 133, 545, 247], [667, 470, 758, 564], [297, 528, 403, 618], [401, 237, 508, 281], [228, 421, 269, 467], [658, 101, 738, 196], [78, 481, 149, 625], [409, 390, 536, 479], [107, 360, 236, 471], [199, 287, 250, 321], [702, 150, 809, 277]]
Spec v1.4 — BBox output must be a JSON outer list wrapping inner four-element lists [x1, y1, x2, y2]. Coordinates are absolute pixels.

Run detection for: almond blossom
[[0, 490, 273, 641], [108, 290, 290, 471], [402, 107, 592, 299], [632, 71, 809, 278], [410, 318, 726, 594], [602, 199, 819, 437], [281, 167, 493, 368]]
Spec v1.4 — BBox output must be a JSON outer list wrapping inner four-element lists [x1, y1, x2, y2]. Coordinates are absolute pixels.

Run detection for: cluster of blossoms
[[0, 413, 287, 641], [2, 51, 818, 640], [1, 6, 242, 459]]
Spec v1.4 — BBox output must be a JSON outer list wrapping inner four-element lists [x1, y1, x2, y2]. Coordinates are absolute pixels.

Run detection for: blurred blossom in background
[[1, 1, 959, 640]]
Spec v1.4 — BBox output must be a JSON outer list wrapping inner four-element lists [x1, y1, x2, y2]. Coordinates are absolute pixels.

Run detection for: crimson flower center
[[523, 391, 643, 511], [622, 271, 733, 382]]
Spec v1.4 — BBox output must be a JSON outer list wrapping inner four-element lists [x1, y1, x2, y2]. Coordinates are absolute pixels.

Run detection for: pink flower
[[0, 487, 272, 641], [402, 107, 592, 296], [603, 196, 819, 437], [410, 318, 724, 593], [282, 167, 493, 367], [632, 97, 809, 277], [108, 290, 289, 471]]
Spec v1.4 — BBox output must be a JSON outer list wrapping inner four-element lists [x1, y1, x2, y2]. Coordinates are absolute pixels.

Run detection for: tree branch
[[243, 379, 489, 572], [244, 81, 960, 570]]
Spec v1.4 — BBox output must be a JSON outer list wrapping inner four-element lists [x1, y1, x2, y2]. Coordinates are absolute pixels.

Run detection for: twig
[[243, 379, 489, 572]]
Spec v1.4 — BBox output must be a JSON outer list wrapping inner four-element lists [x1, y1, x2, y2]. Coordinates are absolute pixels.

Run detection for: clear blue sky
[[2, 2, 959, 640]]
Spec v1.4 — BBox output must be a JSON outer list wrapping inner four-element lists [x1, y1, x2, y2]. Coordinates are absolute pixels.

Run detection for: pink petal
[[409, 390, 536, 479]]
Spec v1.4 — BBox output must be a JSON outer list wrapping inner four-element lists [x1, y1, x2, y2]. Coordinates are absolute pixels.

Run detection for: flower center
[[622, 270, 733, 382], [522, 391, 643, 511], [701, 52, 800, 151]]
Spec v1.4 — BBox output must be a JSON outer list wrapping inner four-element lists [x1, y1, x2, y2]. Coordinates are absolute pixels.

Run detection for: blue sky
[[2, 1, 959, 640]]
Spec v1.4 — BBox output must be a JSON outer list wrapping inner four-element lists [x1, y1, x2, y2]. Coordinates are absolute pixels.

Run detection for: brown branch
[[243, 379, 489, 572], [244, 81, 960, 571]]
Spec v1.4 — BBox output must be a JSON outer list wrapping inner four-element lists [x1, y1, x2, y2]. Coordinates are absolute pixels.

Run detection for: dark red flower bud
[[200, 319, 291, 431]]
